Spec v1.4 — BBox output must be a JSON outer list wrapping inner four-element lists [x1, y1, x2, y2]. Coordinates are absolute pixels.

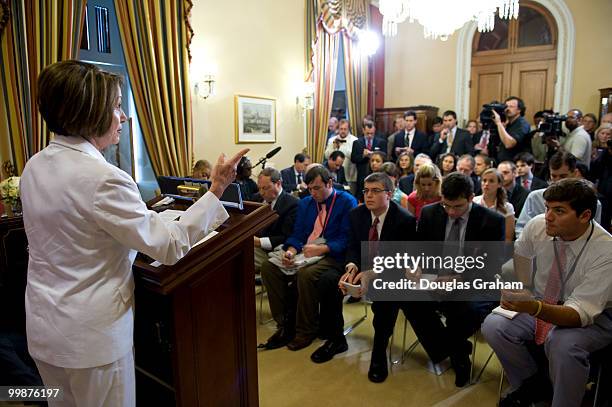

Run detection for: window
[[79, 0, 157, 200], [518, 6, 552, 47], [331, 37, 348, 121], [477, 15, 509, 52]]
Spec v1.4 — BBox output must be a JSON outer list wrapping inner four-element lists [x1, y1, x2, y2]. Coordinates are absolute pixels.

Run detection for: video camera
[[479, 103, 506, 131], [538, 112, 567, 141]]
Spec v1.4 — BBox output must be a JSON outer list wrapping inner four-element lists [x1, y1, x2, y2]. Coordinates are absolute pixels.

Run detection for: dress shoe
[[287, 334, 315, 351], [261, 327, 294, 350], [367, 357, 388, 383], [450, 353, 471, 387], [499, 372, 551, 406], [310, 337, 348, 363]]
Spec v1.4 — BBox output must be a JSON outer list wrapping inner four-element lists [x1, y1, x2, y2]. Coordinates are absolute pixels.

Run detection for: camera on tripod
[[479, 103, 506, 131], [538, 112, 567, 141]]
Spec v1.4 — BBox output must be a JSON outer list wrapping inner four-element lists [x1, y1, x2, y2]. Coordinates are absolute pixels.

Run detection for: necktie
[[448, 131, 454, 148], [368, 217, 380, 262], [523, 178, 530, 190], [307, 203, 326, 243], [297, 173, 303, 186], [367, 138, 372, 150], [535, 241, 567, 345], [447, 218, 461, 241]]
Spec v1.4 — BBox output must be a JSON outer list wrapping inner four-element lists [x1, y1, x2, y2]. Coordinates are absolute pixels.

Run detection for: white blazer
[[20, 136, 229, 368]]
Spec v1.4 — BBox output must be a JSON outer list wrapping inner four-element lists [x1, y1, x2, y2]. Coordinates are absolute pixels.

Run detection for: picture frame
[[234, 95, 276, 143]]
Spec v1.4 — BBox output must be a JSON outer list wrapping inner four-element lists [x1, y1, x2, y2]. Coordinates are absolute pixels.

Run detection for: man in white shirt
[[325, 119, 358, 194], [560, 109, 592, 167], [482, 178, 612, 407]]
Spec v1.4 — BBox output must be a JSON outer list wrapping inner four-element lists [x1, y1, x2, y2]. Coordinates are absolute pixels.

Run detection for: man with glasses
[[516, 152, 602, 238], [338, 172, 417, 380], [259, 166, 357, 356], [405, 173, 505, 387], [254, 168, 299, 273]]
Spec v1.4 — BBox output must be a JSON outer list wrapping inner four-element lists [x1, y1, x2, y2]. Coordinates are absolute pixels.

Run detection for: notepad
[[492, 305, 518, 319], [340, 281, 361, 297]]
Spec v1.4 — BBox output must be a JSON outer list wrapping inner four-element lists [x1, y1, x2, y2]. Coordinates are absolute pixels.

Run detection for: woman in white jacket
[[20, 60, 247, 406]]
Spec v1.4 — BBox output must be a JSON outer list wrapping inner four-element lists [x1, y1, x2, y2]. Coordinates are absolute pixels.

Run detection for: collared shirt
[[284, 190, 357, 262], [21, 135, 228, 368], [444, 203, 472, 242], [260, 187, 283, 250], [370, 206, 390, 238], [324, 133, 358, 182], [515, 214, 612, 326], [561, 126, 592, 167], [520, 173, 534, 190], [444, 126, 457, 154], [294, 169, 303, 186], [404, 129, 416, 148], [516, 189, 602, 237]]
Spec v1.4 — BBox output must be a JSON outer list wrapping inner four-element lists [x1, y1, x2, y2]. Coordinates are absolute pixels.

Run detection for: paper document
[[492, 305, 518, 319], [267, 250, 324, 275], [340, 281, 361, 297]]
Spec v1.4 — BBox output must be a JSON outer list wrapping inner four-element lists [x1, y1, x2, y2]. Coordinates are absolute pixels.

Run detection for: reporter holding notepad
[[20, 60, 248, 406], [339, 172, 416, 383]]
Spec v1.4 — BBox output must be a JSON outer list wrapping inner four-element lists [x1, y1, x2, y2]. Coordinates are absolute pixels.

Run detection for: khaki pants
[[261, 256, 342, 337], [254, 247, 268, 273]]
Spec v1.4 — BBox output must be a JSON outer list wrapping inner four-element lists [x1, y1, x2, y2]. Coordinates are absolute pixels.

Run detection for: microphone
[[253, 146, 282, 169], [265, 146, 282, 159]]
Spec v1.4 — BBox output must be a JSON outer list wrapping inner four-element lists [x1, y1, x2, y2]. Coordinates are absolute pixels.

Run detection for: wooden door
[[469, 1, 558, 125], [510, 60, 556, 121], [470, 64, 511, 121]]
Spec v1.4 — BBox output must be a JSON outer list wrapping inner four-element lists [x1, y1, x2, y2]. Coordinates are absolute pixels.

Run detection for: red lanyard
[[316, 191, 337, 235]]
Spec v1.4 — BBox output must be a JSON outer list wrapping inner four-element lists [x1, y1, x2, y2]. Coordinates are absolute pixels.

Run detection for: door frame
[[454, 0, 575, 124]]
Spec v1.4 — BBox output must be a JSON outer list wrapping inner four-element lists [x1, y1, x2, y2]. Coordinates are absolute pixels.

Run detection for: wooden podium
[[132, 199, 277, 407]]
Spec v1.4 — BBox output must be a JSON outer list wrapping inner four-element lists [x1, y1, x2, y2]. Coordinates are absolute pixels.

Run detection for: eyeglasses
[[362, 188, 389, 195], [440, 201, 468, 211]]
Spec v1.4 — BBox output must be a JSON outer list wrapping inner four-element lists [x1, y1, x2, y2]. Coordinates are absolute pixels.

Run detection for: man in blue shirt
[[260, 166, 357, 361]]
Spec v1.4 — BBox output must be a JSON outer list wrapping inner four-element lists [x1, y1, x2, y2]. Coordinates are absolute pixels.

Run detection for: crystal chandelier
[[379, 0, 519, 40]]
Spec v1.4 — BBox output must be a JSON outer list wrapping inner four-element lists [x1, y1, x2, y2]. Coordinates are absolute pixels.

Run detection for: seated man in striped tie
[[482, 178, 612, 407], [260, 166, 357, 357]]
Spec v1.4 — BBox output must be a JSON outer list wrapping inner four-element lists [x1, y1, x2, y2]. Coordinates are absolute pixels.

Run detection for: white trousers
[[34, 350, 135, 407]]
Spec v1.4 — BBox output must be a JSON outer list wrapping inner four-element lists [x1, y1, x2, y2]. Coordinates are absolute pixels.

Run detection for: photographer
[[492, 96, 531, 162], [560, 109, 592, 167]]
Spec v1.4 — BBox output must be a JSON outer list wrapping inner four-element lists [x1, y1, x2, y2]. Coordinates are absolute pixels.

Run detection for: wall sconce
[[194, 74, 216, 99], [298, 81, 315, 110]]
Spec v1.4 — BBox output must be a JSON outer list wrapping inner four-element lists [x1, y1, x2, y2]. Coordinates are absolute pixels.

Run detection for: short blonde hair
[[414, 163, 441, 199]]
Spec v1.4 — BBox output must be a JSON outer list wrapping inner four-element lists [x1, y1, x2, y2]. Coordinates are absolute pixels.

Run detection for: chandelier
[[379, 0, 519, 40]]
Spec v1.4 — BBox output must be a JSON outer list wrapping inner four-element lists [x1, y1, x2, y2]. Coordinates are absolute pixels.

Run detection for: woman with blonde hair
[[406, 163, 441, 220], [396, 152, 413, 178], [592, 123, 612, 160], [473, 168, 515, 241]]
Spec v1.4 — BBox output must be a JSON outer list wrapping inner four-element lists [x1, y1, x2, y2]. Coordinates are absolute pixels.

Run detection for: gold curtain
[[305, 0, 368, 159], [0, 0, 86, 174], [308, 23, 340, 162], [114, 0, 194, 177], [342, 31, 368, 138]]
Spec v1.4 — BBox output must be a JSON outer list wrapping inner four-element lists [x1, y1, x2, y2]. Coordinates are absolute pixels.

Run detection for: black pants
[[401, 301, 486, 363], [316, 266, 345, 340]]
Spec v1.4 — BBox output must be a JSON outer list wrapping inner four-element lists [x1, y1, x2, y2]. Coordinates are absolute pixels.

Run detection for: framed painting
[[234, 95, 276, 143]]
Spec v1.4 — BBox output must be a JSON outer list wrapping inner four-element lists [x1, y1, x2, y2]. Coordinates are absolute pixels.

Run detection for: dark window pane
[[80, 7, 90, 50], [95, 6, 111, 53], [477, 15, 509, 51], [518, 7, 552, 47]]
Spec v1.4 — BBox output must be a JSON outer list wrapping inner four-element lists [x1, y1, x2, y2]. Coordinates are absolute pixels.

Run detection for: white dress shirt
[[515, 214, 612, 326], [324, 133, 358, 182], [21, 135, 229, 368]]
